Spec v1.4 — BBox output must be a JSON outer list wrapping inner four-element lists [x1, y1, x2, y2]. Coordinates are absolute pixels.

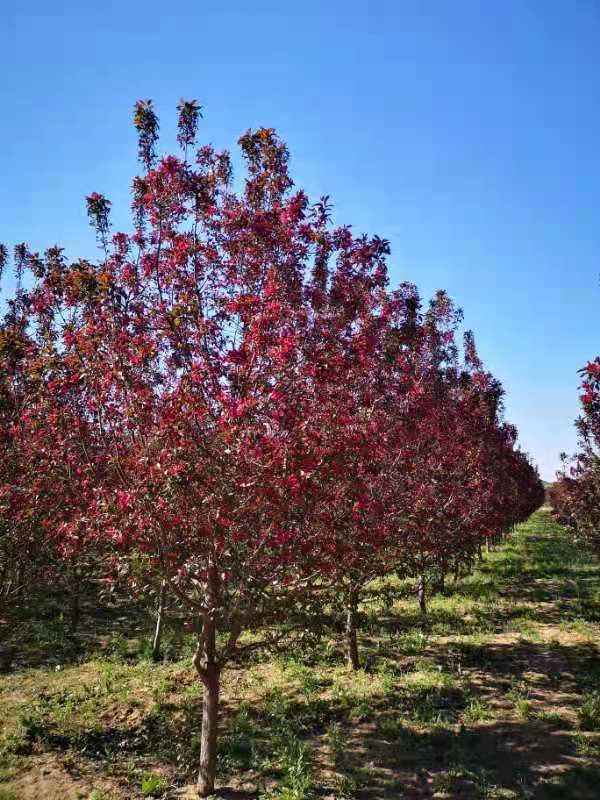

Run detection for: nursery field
[[2, 509, 600, 800]]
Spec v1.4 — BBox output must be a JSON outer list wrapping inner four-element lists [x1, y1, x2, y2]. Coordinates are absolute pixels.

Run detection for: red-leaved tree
[[552, 358, 600, 545], [0, 101, 424, 793]]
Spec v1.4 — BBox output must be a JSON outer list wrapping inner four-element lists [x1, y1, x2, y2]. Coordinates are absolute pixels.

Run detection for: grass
[[2, 509, 600, 798], [578, 692, 600, 731]]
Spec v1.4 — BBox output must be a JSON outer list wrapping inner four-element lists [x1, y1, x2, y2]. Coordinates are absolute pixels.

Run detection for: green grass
[[2, 510, 600, 798], [578, 692, 600, 731]]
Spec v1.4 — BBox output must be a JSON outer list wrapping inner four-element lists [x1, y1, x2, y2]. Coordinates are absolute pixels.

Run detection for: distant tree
[[298, 285, 543, 667], [0, 246, 107, 626], [552, 358, 600, 546], [0, 275, 45, 603]]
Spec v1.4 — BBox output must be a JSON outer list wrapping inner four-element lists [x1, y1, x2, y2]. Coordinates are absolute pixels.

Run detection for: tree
[[0, 269, 45, 603], [2, 100, 424, 794], [287, 271, 430, 669], [297, 283, 542, 667], [552, 357, 600, 546], [0, 245, 108, 626]]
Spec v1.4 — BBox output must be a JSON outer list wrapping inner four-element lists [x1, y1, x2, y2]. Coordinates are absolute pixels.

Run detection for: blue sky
[[2, 1, 599, 480]]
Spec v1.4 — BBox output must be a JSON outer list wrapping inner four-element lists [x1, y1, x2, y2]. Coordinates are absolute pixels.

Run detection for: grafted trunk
[[152, 580, 167, 662], [195, 565, 221, 798], [197, 660, 220, 797], [418, 575, 427, 615], [345, 593, 360, 671]]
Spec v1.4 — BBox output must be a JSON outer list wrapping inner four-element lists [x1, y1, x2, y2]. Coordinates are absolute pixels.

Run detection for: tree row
[[0, 101, 543, 795]]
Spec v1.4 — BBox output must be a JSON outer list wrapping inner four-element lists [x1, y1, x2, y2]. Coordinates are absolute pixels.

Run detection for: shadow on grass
[[364, 510, 600, 644], [4, 511, 600, 799]]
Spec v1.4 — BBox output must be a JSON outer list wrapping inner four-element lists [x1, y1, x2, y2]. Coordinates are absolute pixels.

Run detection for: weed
[[325, 721, 347, 767], [262, 738, 314, 800], [536, 709, 567, 729], [514, 699, 533, 719], [140, 771, 168, 797], [577, 692, 600, 731], [332, 771, 362, 799], [507, 679, 531, 704], [377, 715, 405, 741], [396, 629, 429, 655], [462, 698, 493, 724], [218, 708, 259, 775], [573, 730, 600, 757]]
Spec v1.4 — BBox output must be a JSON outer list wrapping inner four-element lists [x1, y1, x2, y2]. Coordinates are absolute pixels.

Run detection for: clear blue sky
[[2, 1, 599, 480]]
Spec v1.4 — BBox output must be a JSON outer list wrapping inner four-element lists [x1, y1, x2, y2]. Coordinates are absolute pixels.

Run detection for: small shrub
[[105, 632, 132, 662]]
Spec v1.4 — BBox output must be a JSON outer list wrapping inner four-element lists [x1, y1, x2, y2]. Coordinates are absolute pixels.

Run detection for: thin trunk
[[70, 573, 80, 632], [437, 571, 445, 594], [197, 660, 220, 797], [477, 543, 483, 562], [418, 575, 427, 615], [345, 592, 360, 671], [0, 562, 8, 600], [152, 580, 167, 662], [196, 563, 220, 798], [15, 564, 23, 597]]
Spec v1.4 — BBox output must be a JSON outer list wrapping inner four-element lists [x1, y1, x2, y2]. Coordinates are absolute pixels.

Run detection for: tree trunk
[[437, 571, 445, 594], [70, 572, 80, 632], [71, 591, 80, 632], [345, 593, 360, 671], [0, 562, 8, 600], [478, 543, 483, 562], [195, 565, 221, 798], [418, 575, 427, 615], [152, 580, 167, 662], [197, 661, 220, 797]]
